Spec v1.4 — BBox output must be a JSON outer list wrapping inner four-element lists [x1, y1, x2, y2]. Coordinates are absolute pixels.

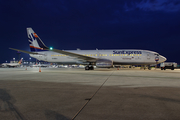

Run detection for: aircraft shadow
[[45, 110, 70, 120]]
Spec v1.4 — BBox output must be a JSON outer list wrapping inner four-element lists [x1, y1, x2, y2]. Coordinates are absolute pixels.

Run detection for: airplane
[[10, 28, 167, 70], [30, 63, 51, 68], [1, 59, 22, 68]]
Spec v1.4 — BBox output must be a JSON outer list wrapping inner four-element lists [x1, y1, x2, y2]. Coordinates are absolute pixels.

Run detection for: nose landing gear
[[148, 65, 151, 70], [141, 65, 151, 70]]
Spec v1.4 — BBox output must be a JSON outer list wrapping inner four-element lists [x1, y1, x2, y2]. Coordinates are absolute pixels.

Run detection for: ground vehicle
[[160, 62, 177, 70]]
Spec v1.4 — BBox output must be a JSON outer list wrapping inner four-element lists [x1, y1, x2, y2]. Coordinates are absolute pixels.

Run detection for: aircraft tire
[[90, 66, 94, 70], [85, 66, 89, 70], [148, 66, 151, 70]]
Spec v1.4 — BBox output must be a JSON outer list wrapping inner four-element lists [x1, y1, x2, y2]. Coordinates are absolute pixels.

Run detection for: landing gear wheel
[[148, 66, 151, 70], [85, 66, 89, 70], [89, 66, 94, 70], [85, 65, 94, 70]]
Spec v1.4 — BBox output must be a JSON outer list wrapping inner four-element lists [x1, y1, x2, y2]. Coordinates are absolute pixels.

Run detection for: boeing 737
[[10, 28, 166, 70]]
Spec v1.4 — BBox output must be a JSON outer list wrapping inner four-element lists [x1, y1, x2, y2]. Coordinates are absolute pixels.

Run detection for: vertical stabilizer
[[18, 58, 23, 64], [27, 28, 48, 52]]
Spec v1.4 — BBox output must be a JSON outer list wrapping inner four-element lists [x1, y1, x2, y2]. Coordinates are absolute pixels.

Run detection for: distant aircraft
[[10, 28, 166, 70], [1, 59, 22, 68], [30, 63, 50, 68]]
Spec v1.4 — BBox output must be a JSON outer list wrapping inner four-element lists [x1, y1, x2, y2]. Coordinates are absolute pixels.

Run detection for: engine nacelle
[[96, 59, 113, 68]]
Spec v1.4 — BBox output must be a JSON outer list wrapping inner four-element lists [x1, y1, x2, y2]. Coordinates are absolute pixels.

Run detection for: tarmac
[[0, 67, 180, 120]]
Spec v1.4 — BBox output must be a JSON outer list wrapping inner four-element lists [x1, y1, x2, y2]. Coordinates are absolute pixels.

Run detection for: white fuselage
[[1, 63, 20, 67], [30, 49, 166, 65]]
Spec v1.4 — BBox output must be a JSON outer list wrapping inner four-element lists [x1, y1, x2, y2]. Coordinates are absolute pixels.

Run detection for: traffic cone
[[117, 67, 119, 70], [39, 67, 41, 72]]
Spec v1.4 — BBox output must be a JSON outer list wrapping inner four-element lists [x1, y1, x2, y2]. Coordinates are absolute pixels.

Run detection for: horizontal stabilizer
[[9, 48, 38, 54]]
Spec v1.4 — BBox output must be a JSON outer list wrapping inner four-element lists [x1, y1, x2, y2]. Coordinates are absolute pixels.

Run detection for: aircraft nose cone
[[160, 55, 167, 62]]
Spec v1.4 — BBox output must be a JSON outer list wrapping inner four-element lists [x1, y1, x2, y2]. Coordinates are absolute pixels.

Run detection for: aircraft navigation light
[[50, 47, 53, 50]]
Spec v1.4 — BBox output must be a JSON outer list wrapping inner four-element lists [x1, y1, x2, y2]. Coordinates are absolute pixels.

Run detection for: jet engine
[[96, 59, 113, 68]]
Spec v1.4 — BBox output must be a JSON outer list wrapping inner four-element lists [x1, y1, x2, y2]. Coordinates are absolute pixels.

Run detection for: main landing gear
[[85, 64, 94, 70]]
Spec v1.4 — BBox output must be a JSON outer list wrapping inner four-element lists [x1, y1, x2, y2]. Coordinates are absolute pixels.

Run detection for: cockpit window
[[154, 53, 159, 56]]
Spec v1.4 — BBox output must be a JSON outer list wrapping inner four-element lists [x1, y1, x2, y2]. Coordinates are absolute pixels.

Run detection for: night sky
[[1, 0, 180, 63]]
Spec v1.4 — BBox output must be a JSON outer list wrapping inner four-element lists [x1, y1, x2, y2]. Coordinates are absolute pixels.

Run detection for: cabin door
[[147, 53, 150, 60]]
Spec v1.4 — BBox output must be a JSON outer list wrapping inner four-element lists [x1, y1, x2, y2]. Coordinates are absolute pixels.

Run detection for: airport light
[[29, 57, 31, 64], [50, 47, 53, 50]]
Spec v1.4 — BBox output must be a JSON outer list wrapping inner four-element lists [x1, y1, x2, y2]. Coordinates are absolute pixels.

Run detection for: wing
[[9, 48, 39, 54], [10, 47, 98, 62], [45, 48, 97, 62]]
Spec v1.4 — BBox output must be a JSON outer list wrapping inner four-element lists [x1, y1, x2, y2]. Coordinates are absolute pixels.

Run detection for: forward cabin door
[[147, 53, 150, 60]]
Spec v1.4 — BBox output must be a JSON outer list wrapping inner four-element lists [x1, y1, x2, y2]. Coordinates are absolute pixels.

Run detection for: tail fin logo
[[27, 28, 48, 51], [28, 33, 38, 44], [33, 33, 38, 38], [18, 58, 23, 64]]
